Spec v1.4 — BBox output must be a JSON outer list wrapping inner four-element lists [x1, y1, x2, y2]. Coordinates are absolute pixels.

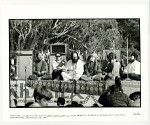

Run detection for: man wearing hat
[[51, 53, 66, 80], [81, 52, 102, 81]]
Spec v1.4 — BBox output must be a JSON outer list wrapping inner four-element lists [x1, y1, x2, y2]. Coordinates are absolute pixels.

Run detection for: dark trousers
[[121, 73, 141, 81], [28, 74, 52, 80], [52, 70, 63, 80]]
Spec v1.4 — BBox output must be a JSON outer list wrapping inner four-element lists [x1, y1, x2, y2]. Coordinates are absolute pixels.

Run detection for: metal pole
[[71, 63, 76, 103], [25, 66, 27, 105], [127, 37, 129, 79], [112, 38, 115, 77]]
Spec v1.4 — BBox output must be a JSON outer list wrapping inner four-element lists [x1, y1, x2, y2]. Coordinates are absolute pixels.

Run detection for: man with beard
[[61, 51, 84, 81], [122, 52, 140, 81], [104, 52, 121, 80], [80, 53, 103, 81]]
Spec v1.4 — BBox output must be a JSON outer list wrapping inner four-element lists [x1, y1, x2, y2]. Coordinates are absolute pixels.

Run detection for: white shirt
[[65, 59, 84, 77], [124, 60, 140, 75], [52, 60, 65, 70], [52, 60, 60, 70], [112, 60, 121, 78]]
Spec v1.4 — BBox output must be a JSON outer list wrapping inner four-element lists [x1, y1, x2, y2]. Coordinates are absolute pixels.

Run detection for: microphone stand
[[71, 63, 76, 103]]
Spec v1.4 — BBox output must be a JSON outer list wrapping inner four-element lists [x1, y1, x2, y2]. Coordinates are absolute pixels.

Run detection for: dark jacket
[[84, 60, 102, 76]]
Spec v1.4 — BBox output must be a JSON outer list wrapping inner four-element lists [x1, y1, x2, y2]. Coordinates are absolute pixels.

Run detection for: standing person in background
[[122, 52, 140, 81], [51, 53, 66, 80], [61, 51, 84, 81]]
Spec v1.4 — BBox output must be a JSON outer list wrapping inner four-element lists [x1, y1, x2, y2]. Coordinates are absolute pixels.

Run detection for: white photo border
[[0, 0, 150, 124]]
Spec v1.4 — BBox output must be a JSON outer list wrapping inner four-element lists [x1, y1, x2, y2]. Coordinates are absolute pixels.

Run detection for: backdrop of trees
[[9, 19, 140, 61]]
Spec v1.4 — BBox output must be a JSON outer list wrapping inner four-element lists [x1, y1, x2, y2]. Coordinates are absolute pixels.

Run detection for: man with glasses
[[51, 53, 66, 80]]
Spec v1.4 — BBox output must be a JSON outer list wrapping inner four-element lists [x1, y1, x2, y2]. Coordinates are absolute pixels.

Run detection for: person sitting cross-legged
[[51, 53, 66, 80], [61, 51, 84, 81], [29, 52, 51, 80], [81, 53, 103, 81], [121, 52, 141, 81], [104, 52, 121, 81]]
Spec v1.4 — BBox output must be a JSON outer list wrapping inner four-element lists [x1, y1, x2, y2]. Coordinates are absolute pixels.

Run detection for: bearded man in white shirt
[[61, 51, 84, 81], [122, 52, 140, 81]]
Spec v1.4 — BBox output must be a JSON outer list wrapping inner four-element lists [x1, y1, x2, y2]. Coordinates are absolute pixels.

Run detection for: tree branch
[[24, 20, 32, 40], [52, 19, 59, 29]]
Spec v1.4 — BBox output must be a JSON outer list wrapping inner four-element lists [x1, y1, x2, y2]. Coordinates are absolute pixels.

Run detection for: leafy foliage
[[9, 19, 140, 60]]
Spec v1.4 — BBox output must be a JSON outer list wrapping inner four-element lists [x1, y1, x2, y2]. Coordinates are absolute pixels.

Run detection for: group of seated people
[[10, 50, 141, 108], [28, 50, 141, 82], [23, 77, 140, 107]]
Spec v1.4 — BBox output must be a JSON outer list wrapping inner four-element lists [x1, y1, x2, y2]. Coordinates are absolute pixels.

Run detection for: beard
[[72, 58, 78, 63], [129, 59, 135, 63]]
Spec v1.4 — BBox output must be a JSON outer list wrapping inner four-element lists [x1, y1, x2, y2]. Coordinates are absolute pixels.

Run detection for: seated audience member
[[78, 104, 84, 107], [115, 76, 123, 93], [57, 97, 65, 107], [122, 52, 140, 81], [61, 51, 84, 81], [30, 85, 53, 107], [129, 91, 141, 107], [91, 103, 99, 107], [29, 52, 51, 80], [25, 102, 34, 107], [71, 101, 79, 107], [98, 84, 132, 107], [81, 53, 103, 81], [104, 52, 121, 80], [52, 53, 66, 80]]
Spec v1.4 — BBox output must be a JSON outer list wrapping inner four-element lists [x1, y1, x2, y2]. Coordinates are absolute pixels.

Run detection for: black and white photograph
[[9, 19, 141, 108], [0, 0, 149, 124]]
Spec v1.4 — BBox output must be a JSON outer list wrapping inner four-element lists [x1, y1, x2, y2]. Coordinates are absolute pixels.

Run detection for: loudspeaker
[[50, 43, 67, 54], [16, 51, 33, 80]]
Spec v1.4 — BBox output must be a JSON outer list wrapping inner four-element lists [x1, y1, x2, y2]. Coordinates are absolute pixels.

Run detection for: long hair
[[71, 51, 79, 61], [86, 55, 100, 75]]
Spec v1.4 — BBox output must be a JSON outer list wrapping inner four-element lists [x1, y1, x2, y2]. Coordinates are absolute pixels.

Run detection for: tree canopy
[[9, 19, 140, 60]]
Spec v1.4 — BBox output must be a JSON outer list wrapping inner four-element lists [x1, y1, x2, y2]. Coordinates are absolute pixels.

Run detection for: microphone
[[25, 66, 27, 73]]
